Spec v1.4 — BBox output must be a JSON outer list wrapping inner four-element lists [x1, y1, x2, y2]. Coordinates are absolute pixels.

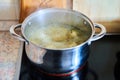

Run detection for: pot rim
[[21, 8, 95, 50]]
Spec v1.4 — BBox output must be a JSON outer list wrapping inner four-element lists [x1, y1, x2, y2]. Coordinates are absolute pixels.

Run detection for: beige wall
[[73, 0, 120, 21], [0, 0, 19, 31], [0, 0, 120, 33], [73, 0, 120, 33]]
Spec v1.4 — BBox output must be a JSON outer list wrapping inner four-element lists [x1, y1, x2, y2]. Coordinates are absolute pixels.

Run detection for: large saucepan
[[10, 8, 106, 74]]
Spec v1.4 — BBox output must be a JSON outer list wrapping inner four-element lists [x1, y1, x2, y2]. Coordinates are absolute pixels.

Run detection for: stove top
[[19, 35, 120, 80]]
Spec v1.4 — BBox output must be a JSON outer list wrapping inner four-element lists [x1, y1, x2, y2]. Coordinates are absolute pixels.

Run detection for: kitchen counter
[[1, 31, 120, 80], [0, 31, 23, 80]]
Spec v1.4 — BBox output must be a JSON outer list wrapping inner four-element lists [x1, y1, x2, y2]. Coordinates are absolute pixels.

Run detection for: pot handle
[[90, 23, 106, 42], [10, 24, 28, 43]]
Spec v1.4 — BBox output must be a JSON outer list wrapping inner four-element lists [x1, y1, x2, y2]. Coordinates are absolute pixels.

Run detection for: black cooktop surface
[[19, 35, 120, 80]]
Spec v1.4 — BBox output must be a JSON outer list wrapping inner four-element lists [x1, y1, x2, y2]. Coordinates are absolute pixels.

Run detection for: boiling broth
[[29, 23, 91, 49]]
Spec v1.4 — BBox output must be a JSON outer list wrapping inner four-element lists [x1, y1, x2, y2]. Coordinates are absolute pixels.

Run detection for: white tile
[[15, 5, 20, 20], [0, 0, 19, 20], [0, 0, 19, 31], [0, 0, 15, 5], [0, 21, 18, 31], [0, 21, 4, 29], [14, 0, 20, 20], [0, 5, 17, 20]]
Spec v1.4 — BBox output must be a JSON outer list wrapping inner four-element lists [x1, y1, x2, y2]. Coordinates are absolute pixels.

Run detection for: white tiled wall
[[73, 0, 120, 21], [0, 0, 19, 20], [0, 0, 19, 31]]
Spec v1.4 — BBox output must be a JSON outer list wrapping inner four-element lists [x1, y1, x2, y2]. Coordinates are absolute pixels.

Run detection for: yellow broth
[[29, 23, 91, 49]]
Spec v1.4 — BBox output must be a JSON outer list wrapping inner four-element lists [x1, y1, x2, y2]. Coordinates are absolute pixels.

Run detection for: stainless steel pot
[[10, 8, 106, 74]]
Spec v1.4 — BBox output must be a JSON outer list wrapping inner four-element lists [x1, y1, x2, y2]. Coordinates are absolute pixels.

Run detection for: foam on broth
[[29, 23, 91, 49]]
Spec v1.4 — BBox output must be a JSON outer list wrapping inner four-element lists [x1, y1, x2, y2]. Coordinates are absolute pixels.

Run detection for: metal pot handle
[[10, 24, 28, 43], [90, 23, 106, 42]]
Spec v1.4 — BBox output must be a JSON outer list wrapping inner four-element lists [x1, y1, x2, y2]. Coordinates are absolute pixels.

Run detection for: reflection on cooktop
[[19, 35, 120, 80]]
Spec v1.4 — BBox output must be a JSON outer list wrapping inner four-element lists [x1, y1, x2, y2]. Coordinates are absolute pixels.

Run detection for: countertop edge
[[13, 42, 24, 80]]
